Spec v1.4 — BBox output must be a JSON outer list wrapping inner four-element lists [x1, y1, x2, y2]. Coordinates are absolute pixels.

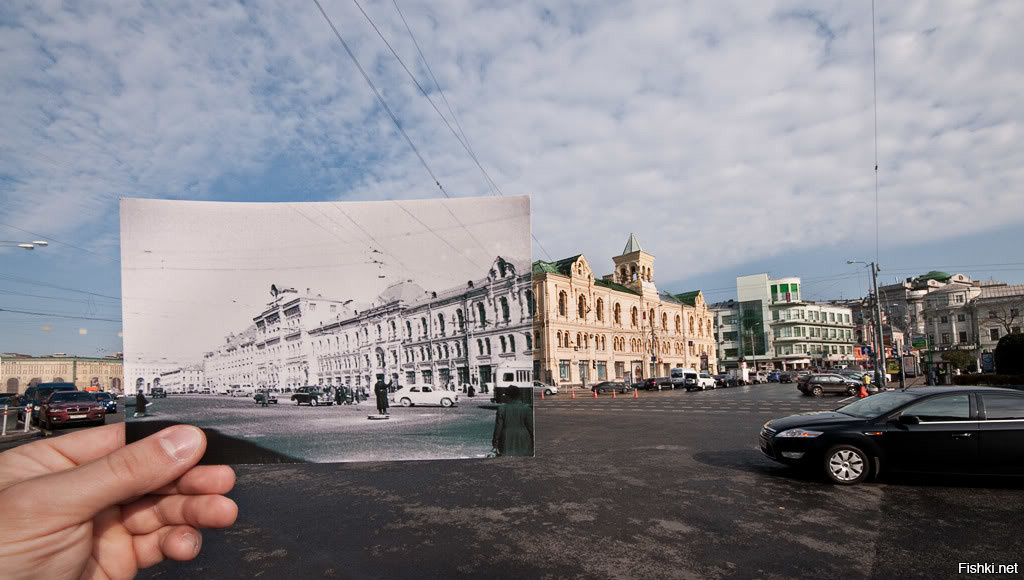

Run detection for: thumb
[[31, 425, 207, 521]]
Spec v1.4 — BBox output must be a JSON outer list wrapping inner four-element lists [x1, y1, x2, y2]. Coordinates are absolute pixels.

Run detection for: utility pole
[[848, 260, 887, 388]]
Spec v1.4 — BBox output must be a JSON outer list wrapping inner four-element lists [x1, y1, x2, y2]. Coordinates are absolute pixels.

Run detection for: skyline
[[2, 0, 1023, 355]]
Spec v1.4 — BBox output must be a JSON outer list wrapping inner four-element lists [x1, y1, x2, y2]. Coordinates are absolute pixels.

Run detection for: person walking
[[374, 378, 389, 415], [492, 385, 534, 457], [259, 387, 268, 407], [133, 390, 149, 418], [468, 384, 475, 398]]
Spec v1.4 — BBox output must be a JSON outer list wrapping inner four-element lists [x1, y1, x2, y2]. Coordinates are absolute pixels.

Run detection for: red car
[[39, 391, 106, 430]]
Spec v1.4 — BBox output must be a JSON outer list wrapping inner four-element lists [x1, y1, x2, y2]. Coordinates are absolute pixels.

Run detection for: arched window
[[662, 312, 668, 330], [509, 335, 516, 352], [500, 336, 507, 353], [675, 315, 681, 333], [576, 333, 582, 348], [558, 291, 567, 316], [577, 294, 586, 319], [631, 306, 638, 327], [535, 331, 541, 348], [457, 309, 465, 331], [649, 309, 655, 326], [689, 317, 695, 334], [405, 321, 412, 338], [444, 344, 450, 359], [438, 313, 446, 336], [526, 290, 535, 317], [501, 297, 510, 322], [390, 320, 396, 337], [477, 339, 484, 354], [556, 331, 562, 347], [477, 302, 488, 327], [525, 333, 532, 350], [485, 337, 492, 355], [596, 298, 604, 322], [421, 317, 428, 337], [614, 303, 622, 325]]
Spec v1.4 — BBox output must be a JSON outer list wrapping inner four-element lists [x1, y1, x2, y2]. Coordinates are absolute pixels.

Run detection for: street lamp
[[848, 260, 886, 388], [1, 240, 48, 250]]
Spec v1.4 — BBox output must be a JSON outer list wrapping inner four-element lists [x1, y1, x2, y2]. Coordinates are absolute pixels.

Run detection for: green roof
[[595, 278, 641, 296], [532, 255, 582, 277], [916, 271, 952, 282], [673, 290, 701, 306]]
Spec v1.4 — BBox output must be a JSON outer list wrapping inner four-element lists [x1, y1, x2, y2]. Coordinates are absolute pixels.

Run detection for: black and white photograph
[[120, 196, 534, 463]]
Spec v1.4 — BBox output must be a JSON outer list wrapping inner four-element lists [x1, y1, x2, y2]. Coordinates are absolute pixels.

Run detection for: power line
[[0, 222, 120, 263], [0, 273, 122, 302], [0, 307, 122, 323]]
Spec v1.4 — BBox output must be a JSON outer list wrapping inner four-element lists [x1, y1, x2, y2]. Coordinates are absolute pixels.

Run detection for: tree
[[940, 350, 975, 372], [994, 334, 1024, 375], [978, 293, 1024, 335]]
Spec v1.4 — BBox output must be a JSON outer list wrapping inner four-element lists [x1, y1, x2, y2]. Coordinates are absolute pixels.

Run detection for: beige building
[[2, 354, 124, 394], [532, 234, 716, 386]]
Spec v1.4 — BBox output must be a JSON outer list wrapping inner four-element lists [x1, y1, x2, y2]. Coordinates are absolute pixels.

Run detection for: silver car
[[533, 381, 559, 396]]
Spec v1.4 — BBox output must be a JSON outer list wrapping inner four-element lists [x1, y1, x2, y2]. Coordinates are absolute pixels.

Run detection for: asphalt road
[[127, 394, 498, 463], [7, 384, 1021, 579]]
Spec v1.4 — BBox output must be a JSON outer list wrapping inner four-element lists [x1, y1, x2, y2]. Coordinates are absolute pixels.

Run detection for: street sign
[[885, 358, 901, 375], [981, 352, 995, 373], [911, 335, 928, 350]]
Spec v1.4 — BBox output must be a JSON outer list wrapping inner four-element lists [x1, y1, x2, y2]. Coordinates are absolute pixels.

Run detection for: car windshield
[[93, 393, 111, 400], [49, 392, 96, 403], [835, 391, 920, 419]]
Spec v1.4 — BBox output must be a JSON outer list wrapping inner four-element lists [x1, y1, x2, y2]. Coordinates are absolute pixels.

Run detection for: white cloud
[[0, 0, 1022, 283]]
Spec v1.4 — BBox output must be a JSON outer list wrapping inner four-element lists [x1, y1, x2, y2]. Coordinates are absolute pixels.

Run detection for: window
[[438, 313, 446, 335], [577, 294, 586, 319], [631, 307, 638, 327], [940, 315, 948, 324], [500, 336, 507, 353], [526, 291, 535, 317], [958, 331, 967, 343], [941, 333, 950, 344], [596, 298, 604, 322], [662, 312, 668, 330], [558, 291, 567, 316], [990, 328, 1000, 341], [957, 314, 966, 322], [675, 315, 681, 332], [904, 395, 970, 422], [329, 304, 336, 313], [501, 297, 510, 322], [477, 302, 488, 326], [559, 360, 570, 380], [1013, 308, 1021, 318], [457, 309, 465, 331], [955, 294, 964, 303], [982, 394, 1024, 420], [1014, 327, 1022, 334], [614, 303, 622, 325], [485, 337, 491, 355], [829, 312, 835, 322]]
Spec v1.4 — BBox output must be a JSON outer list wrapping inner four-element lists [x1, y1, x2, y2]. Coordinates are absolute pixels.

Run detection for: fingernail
[[184, 530, 201, 555], [158, 426, 202, 461]]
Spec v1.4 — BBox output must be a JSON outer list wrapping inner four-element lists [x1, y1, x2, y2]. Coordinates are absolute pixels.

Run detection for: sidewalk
[[0, 426, 42, 444]]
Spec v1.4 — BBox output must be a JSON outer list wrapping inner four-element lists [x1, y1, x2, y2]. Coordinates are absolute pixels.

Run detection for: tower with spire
[[612, 233, 659, 298]]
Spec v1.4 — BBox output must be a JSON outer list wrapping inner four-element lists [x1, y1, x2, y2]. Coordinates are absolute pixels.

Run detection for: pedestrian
[[334, 386, 342, 406], [492, 385, 534, 457], [259, 387, 268, 407], [345, 385, 354, 406], [374, 377, 389, 415], [468, 384, 475, 398], [134, 390, 148, 418]]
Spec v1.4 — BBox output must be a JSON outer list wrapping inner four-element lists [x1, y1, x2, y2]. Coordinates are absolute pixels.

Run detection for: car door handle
[[951, 432, 973, 438]]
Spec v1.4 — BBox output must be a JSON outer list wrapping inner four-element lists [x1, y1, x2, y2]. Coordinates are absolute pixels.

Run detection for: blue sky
[[1, 0, 1022, 356]]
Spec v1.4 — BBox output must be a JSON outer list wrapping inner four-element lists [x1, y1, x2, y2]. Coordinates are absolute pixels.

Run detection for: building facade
[[197, 256, 532, 392], [532, 234, 717, 387], [2, 354, 124, 394], [921, 281, 1024, 371], [711, 274, 855, 371], [160, 365, 206, 394]]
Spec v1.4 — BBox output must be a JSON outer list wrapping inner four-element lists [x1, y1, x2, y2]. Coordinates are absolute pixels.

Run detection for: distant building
[[1, 355, 124, 394], [920, 281, 1024, 371], [160, 365, 205, 394], [711, 274, 855, 371], [532, 234, 717, 386], [878, 271, 974, 336]]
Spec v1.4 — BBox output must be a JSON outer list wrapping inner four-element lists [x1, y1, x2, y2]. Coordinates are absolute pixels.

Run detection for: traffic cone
[[571, 389, 575, 399], [633, 388, 638, 399], [612, 389, 617, 399], [593, 389, 598, 398], [858, 384, 869, 398], [540, 390, 545, 400]]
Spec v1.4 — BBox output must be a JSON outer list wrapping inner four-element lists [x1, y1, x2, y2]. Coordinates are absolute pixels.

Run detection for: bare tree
[[977, 286, 1024, 336]]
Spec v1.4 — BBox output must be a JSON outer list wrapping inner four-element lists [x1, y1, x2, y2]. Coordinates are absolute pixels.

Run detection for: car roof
[[902, 386, 1024, 395]]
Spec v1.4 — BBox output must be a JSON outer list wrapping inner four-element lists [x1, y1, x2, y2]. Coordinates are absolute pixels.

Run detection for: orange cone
[[571, 389, 575, 399], [593, 389, 598, 398], [633, 388, 638, 399], [612, 389, 617, 399], [541, 390, 545, 400], [858, 384, 868, 398]]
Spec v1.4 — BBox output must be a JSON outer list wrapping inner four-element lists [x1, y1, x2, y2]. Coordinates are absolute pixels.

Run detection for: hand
[[0, 423, 237, 580]]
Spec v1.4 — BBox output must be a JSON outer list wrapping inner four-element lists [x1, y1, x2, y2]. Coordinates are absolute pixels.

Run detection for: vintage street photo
[[120, 196, 534, 463]]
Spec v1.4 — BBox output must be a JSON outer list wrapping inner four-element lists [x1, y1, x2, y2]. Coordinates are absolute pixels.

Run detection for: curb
[[0, 428, 42, 444]]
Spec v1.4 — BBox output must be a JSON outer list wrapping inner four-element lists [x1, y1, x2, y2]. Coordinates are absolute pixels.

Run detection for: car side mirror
[[897, 413, 920, 425]]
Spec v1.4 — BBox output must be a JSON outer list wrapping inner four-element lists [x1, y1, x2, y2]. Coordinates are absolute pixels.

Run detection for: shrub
[[994, 334, 1024, 375]]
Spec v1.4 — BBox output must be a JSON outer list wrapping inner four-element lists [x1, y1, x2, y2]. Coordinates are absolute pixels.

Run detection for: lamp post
[[848, 260, 886, 388]]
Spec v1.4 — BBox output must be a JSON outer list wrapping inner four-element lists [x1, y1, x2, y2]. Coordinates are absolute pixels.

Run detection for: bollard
[[24, 407, 31, 432], [2, 405, 7, 437]]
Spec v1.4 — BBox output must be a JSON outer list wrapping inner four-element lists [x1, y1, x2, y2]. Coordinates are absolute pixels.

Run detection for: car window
[[982, 394, 1024, 420], [49, 392, 96, 403], [904, 395, 971, 422], [422, 386, 432, 392], [410, 387, 420, 392]]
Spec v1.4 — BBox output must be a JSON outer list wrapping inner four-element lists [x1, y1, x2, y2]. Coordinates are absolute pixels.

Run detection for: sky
[[119, 196, 529, 367], [1, 0, 1023, 356]]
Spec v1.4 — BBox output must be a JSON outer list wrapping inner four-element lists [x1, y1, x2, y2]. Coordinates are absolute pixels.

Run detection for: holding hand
[[0, 423, 237, 580]]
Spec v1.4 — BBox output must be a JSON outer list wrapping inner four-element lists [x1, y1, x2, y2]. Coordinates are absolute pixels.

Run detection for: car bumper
[[759, 429, 822, 465], [46, 412, 105, 424]]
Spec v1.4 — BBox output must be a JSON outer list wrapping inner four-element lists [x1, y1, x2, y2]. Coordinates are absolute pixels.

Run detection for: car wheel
[[310, 399, 318, 407], [441, 398, 453, 407], [294, 399, 300, 406], [401, 398, 412, 407], [824, 445, 870, 485], [96, 416, 106, 426], [545, 389, 554, 396], [811, 386, 824, 397], [847, 386, 858, 396]]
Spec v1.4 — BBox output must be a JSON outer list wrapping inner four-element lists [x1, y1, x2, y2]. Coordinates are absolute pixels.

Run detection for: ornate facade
[[2, 355, 124, 394], [532, 234, 717, 386]]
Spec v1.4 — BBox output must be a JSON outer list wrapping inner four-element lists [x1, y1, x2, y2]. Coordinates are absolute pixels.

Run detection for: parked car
[[767, 371, 781, 382], [291, 386, 333, 406], [91, 391, 117, 413], [19, 382, 78, 424], [683, 371, 716, 392], [533, 382, 559, 396], [228, 388, 248, 397], [592, 381, 630, 394], [643, 377, 674, 391], [798, 374, 862, 397], [712, 374, 729, 387], [391, 385, 458, 407], [779, 372, 796, 384], [150, 387, 168, 398], [39, 391, 106, 430], [253, 391, 279, 404], [749, 371, 769, 385], [760, 386, 1024, 484], [199, 387, 213, 394]]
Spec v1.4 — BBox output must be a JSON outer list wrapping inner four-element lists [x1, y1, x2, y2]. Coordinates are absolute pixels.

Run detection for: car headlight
[[762, 421, 772, 430], [777, 428, 824, 438]]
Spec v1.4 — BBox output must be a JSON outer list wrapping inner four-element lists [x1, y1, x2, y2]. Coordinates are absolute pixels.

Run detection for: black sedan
[[290, 386, 333, 406], [760, 387, 1024, 485], [592, 381, 631, 394]]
